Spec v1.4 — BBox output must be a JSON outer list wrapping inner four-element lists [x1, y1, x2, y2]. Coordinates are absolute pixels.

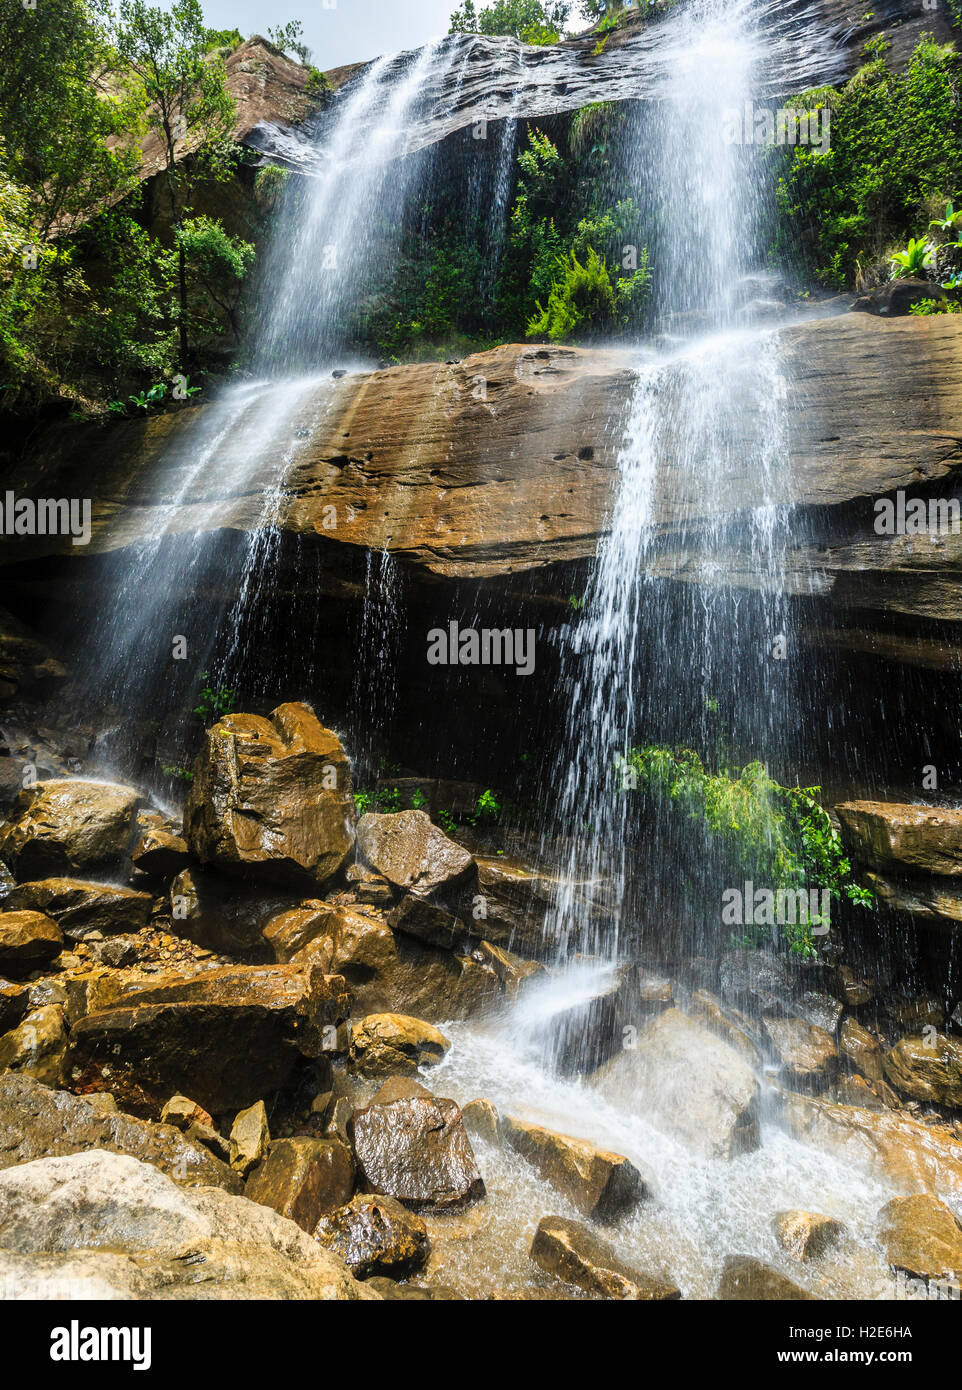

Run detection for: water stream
[[73, 2, 937, 1298]]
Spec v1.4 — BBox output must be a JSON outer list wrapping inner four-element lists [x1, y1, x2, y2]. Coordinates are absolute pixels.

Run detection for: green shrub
[[623, 746, 872, 956], [774, 35, 962, 287]]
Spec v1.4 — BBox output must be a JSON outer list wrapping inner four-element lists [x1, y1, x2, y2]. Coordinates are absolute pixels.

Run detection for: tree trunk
[[177, 237, 189, 367]]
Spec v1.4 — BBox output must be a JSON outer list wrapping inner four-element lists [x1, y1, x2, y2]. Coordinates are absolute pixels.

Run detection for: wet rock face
[[355, 810, 474, 898], [500, 1116, 647, 1221], [3, 880, 152, 940], [245, 1136, 354, 1233], [762, 1015, 838, 1092], [836, 801, 962, 876], [882, 1033, 962, 1108], [348, 1013, 451, 1078], [591, 1009, 761, 1161], [0, 779, 140, 880], [0, 1004, 66, 1085], [880, 1194, 962, 1283], [774, 1090, 962, 1198], [0, 1149, 376, 1300], [0, 910, 63, 975], [68, 964, 350, 1114], [184, 702, 355, 889], [168, 866, 296, 958], [315, 1192, 430, 1279], [772, 1210, 845, 1263], [530, 1215, 680, 1301], [717, 1256, 815, 1300], [350, 1087, 485, 1210], [0, 1074, 241, 1191]]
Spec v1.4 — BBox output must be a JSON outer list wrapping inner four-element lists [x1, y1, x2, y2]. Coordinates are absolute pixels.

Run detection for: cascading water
[[58, 2, 944, 1302], [78, 40, 461, 776], [431, 0, 909, 1298]]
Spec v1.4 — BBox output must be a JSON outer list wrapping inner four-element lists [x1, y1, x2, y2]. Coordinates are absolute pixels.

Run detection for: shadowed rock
[[0, 1074, 241, 1191], [530, 1215, 679, 1300]]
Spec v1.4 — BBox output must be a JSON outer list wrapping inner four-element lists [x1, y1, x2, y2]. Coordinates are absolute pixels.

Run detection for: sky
[[196, 0, 460, 69]]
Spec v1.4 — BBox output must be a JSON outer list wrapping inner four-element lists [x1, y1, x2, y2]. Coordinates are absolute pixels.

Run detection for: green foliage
[[353, 786, 402, 816], [166, 214, 255, 342], [908, 297, 962, 314], [774, 36, 962, 287], [890, 235, 933, 277], [266, 20, 311, 65], [437, 808, 458, 835], [204, 27, 243, 53], [625, 746, 873, 956], [0, 0, 143, 243], [410, 787, 428, 810], [193, 671, 236, 723], [470, 789, 502, 824], [116, 0, 237, 365], [449, 0, 571, 40], [527, 242, 649, 339], [161, 761, 194, 782]]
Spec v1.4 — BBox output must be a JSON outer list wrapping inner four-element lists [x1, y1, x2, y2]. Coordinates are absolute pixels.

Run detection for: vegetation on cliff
[[774, 34, 962, 288]]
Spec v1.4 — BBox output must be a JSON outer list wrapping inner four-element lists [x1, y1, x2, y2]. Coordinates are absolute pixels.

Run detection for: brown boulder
[[530, 1215, 679, 1300], [388, 893, 464, 950], [0, 910, 63, 974], [0, 1073, 241, 1190], [717, 1255, 816, 1300], [836, 801, 962, 876], [296, 905, 496, 1021], [880, 1194, 962, 1283], [159, 1094, 214, 1131], [0, 979, 29, 1033], [315, 1192, 429, 1279], [355, 810, 473, 898], [688, 989, 763, 1066], [68, 964, 349, 1114], [0, 1004, 66, 1085], [462, 1098, 501, 1145], [762, 1015, 838, 1091], [0, 779, 139, 879], [882, 1033, 962, 1107], [772, 1210, 845, 1262], [264, 903, 336, 962], [130, 827, 190, 878], [501, 1115, 647, 1221], [184, 703, 355, 888], [229, 1099, 270, 1176], [3, 879, 152, 940], [775, 1089, 962, 1196], [839, 1017, 884, 1082], [591, 1009, 760, 1160], [245, 1136, 354, 1233], [350, 1088, 484, 1210], [348, 1013, 450, 1078]]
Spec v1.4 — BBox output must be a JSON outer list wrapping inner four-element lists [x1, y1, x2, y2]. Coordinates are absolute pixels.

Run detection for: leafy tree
[[115, 0, 237, 365], [267, 20, 311, 64], [0, 0, 142, 241], [165, 214, 255, 344], [449, 0, 572, 42]]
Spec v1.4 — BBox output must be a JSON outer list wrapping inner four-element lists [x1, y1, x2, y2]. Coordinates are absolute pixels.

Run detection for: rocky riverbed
[[0, 699, 959, 1300]]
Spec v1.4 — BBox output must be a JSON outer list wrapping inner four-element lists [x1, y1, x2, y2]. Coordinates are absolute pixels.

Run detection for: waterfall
[[79, 40, 462, 776]]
